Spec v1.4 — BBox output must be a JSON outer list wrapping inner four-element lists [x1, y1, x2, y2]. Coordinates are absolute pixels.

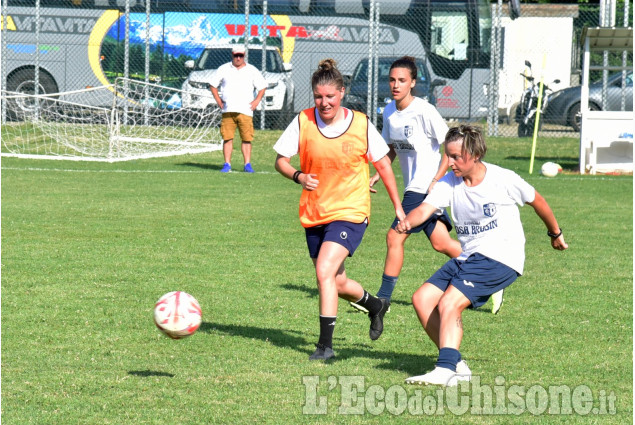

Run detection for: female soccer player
[[351, 56, 460, 314], [273, 59, 406, 361], [396, 125, 568, 385]]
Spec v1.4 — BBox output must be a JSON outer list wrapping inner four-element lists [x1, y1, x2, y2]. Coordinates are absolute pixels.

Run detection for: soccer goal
[[1, 78, 222, 162]]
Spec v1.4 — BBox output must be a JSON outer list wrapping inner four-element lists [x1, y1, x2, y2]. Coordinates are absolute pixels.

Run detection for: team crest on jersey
[[342, 142, 354, 155], [404, 126, 413, 138], [483, 203, 497, 217]]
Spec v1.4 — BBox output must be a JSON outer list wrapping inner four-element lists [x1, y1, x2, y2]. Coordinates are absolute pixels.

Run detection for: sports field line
[[0, 166, 622, 181], [1, 166, 279, 175]]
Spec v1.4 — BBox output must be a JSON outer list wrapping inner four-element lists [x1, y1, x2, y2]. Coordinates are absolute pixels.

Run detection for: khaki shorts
[[220, 112, 254, 142]]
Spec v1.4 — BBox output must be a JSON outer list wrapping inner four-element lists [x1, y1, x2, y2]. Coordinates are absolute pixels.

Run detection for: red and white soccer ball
[[540, 162, 562, 177], [154, 291, 202, 339]]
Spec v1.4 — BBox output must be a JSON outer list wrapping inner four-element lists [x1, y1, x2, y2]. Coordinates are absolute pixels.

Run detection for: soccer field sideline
[[1, 165, 625, 182]]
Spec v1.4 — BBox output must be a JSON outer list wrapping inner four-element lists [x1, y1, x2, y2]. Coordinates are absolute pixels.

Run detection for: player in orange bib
[[274, 59, 406, 361]]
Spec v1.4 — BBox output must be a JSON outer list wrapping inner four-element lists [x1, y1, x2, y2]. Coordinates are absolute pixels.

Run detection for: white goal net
[[1, 78, 222, 162]]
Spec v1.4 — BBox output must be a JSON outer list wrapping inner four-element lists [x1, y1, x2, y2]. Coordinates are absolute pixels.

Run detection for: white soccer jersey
[[273, 108, 389, 162], [382, 97, 449, 194], [210, 62, 267, 117], [425, 162, 536, 274]]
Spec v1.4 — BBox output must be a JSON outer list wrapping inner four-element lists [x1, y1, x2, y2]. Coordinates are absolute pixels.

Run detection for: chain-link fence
[[1, 0, 632, 136], [487, 1, 632, 137]]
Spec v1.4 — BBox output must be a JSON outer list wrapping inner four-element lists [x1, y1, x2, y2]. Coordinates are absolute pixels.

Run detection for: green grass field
[[2, 132, 632, 424]]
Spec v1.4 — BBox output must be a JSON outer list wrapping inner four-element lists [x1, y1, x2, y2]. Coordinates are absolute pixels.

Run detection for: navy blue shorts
[[427, 253, 519, 308], [305, 220, 367, 259], [390, 191, 452, 237]]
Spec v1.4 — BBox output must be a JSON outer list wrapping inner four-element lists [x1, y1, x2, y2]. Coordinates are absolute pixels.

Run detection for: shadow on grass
[[281, 282, 413, 309], [336, 347, 436, 375], [199, 321, 435, 375], [280, 282, 318, 298], [505, 155, 579, 171], [177, 161, 222, 171], [200, 321, 310, 351], [128, 370, 175, 378]]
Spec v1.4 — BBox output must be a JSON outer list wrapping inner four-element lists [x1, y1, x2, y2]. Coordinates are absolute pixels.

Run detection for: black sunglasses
[[233, 53, 244, 58]]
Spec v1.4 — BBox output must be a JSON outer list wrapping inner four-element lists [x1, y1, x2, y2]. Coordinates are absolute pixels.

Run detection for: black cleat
[[369, 298, 390, 341], [309, 343, 335, 361]]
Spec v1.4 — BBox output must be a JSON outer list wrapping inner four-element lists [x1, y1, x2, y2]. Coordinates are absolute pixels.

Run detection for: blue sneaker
[[243, 163, 254, 173], [220, 163, 231, 173]]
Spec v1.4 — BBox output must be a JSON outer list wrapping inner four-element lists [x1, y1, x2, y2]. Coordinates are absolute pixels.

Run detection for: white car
[[181, 45, 294, 128]]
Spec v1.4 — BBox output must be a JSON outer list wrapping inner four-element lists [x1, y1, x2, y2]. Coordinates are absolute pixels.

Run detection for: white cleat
[[491, 289, 504, 314], [405, 367, 456, 386], [450, 360, 472, 385]]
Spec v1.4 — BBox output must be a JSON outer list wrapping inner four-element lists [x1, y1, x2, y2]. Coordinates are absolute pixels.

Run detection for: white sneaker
[[405, 367, 456, 386], [491, 289, 504, 314], [349, 301, 368, 313], [453, 360, 472, 383]]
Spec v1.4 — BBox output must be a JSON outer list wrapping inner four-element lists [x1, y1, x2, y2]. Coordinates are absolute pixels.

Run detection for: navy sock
[[436, 347, 461, 372], [318, 315, 336, 348], [355, 291, 383, 314], [376, 274, 398, 300]]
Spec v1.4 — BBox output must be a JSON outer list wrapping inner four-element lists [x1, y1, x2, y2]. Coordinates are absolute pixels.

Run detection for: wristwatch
[[547, 228, 562, 238]]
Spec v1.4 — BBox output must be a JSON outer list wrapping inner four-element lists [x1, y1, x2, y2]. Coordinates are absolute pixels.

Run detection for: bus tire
[[6, 68, 59, 121]]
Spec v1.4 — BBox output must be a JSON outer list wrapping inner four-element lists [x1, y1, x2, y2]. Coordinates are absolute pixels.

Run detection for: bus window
[[431, 12, 468, 61]]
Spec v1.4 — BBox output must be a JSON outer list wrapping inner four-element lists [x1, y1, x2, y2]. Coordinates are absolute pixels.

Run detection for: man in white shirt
[[210, 45, 267, 173]]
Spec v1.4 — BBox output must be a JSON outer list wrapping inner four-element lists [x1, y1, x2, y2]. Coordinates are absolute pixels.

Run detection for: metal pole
[[579, 36, 591, 174], [261, 0, 267, 130], [144, 0, 151, 126], [244, 0, 250, 60], [493, 0, 501, 136], [124, 0, 131, 124], [2, 0, 8, 122], [366, 0, 375, 119], [124, 0, 130, 81], [621, 0, 629, 111], [599, 0, 615, 111], [371, 1, 379, 127], [34, 0, 40, 120], [487, 3, 499, 136]]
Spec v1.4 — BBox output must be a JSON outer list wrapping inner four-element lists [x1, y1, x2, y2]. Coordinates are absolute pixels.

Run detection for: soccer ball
[[540, 162, 561, 177], [154, 291, 202, 339]]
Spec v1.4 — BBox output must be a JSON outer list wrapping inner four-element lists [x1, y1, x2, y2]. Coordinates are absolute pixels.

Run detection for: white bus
[[2, 0, 493, 121]]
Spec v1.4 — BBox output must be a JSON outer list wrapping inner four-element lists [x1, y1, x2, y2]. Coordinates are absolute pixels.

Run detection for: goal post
[[1, 79, 223, 162]]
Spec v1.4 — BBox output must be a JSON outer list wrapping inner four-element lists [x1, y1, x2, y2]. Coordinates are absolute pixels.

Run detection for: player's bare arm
[[274, 154, 319, 190], [428, 147, 449, 193], [527, 190, 568, 250], [369, 148, 396, 193], [373, 154, 405, 221], [395, 202, 438, 234]]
